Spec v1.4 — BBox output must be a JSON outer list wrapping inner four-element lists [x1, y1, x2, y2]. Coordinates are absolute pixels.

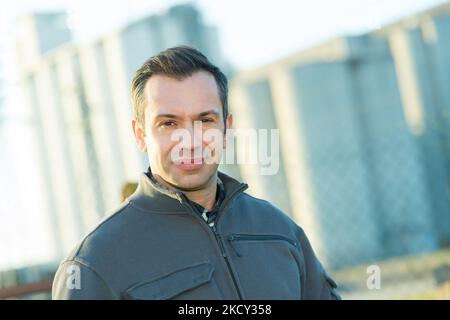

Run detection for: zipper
[[211, 223, 243, 300], [228, 234, 298, 248], [205, 184, 248, 300], [179, 184, 247, 300]]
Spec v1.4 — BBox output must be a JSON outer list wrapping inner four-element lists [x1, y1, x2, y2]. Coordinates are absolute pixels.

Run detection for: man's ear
[[226, 114, 233, 130], [132, 119, 148, 153], [224, 114, 233, 149]]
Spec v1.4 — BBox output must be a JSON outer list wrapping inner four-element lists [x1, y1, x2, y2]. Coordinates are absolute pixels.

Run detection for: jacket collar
[[128, 168, 248, 214]]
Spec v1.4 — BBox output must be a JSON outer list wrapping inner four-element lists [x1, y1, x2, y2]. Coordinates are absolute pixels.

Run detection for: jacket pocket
[[123, 261, 219, 300], [228, 234, 298, 255], [226, 233, 301, 299]]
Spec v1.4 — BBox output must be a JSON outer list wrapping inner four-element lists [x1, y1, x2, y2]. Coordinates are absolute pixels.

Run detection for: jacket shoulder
[[62, 200, 135, 263], [236, 192, 300, 227]]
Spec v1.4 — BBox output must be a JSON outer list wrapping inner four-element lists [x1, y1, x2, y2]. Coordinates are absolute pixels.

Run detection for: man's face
[[136, 71, 231, 191]]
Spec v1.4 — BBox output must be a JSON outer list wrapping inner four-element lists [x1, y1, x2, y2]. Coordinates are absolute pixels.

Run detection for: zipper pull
[[227, 235, 242, 257], [201, 208, 208, 222]]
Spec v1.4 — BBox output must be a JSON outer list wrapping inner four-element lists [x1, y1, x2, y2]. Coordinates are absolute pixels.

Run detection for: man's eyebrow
[[154, 113, 179, 119], [154, 110, 220, 120], [198, 110, 221, 117]]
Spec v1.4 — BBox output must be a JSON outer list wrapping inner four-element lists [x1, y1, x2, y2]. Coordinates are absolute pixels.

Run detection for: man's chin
[[169, 177, 208, 191], [168, 170, 216, 192]]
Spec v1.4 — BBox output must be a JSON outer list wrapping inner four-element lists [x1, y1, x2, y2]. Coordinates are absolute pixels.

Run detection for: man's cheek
[[203, 132, 224, 165]]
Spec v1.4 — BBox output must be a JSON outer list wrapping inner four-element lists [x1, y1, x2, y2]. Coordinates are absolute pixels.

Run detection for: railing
[[0, 279, 53, 299]]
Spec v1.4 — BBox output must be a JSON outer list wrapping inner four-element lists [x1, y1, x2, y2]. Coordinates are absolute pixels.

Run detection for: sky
[[0, 0, 447, 70], [0, 0, 447, 270]]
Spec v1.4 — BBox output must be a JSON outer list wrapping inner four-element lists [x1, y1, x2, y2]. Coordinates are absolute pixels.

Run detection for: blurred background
[[1, 0, 450, 300]]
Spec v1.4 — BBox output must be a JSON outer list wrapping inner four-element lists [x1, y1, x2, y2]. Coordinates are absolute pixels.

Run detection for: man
[[52, 46, 340, 300]]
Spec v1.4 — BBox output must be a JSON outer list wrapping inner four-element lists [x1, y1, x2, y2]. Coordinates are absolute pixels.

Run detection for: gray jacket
[[52, 171, 341, 300]]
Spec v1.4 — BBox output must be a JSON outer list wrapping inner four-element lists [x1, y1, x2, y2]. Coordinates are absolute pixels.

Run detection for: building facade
[[230, 3, 450, 269]]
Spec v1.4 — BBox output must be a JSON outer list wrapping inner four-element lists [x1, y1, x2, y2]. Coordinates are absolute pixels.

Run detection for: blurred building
[[230, 2, 450, 269], [15, 4, 231, 259], [5, 0, 450, 300], [12, 0, 450, 278]]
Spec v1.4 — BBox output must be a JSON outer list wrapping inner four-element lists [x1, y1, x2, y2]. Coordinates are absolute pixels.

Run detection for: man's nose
[[182, 121, 203, 149]]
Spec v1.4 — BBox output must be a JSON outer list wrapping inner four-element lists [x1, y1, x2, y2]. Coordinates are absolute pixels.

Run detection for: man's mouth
[[174, 158, 204, 171]]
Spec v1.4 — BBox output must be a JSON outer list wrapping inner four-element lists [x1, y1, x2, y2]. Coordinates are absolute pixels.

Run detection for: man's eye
[[201, 118, 214, 123], [161, 121, 176, 127]]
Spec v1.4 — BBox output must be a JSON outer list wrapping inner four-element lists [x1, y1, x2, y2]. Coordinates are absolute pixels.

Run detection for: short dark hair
[[131, 45, 228, 128]]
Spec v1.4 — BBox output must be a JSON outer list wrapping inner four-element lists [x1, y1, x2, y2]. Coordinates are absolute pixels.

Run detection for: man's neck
[[152, 172, 218, 211], [184, 183, 217, 211]]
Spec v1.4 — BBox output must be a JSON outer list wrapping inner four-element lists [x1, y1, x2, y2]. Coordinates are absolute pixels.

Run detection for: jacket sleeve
[[297, 229, 342, 300], [52, 260, 118, 300]]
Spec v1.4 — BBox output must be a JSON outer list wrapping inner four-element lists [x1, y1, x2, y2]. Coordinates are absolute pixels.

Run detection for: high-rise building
[[229, 3, 450, 269], [16, 2, 450, 271]]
